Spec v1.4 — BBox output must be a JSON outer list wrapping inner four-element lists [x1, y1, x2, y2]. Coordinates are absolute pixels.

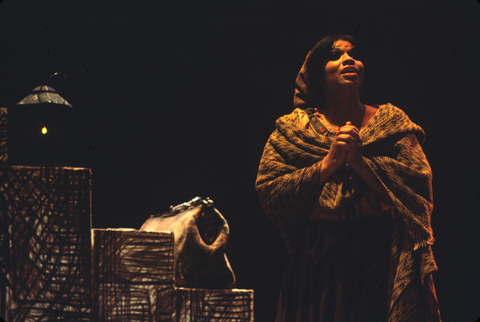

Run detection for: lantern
[[7, 73, 74, 166]]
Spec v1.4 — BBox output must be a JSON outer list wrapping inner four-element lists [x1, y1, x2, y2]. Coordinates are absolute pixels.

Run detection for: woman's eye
[[328, 52, 342, 60], [349, 51, 361, 60]]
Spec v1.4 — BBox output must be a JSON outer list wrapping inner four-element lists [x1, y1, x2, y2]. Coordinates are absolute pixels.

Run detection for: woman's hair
[[306, 35, 364, 107]]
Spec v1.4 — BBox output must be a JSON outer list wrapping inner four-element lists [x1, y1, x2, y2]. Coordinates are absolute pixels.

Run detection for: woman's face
[[322, 40, 364, 90]]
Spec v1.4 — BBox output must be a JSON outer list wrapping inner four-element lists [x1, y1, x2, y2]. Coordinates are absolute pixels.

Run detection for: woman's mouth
[[341, 67, 358, 75]]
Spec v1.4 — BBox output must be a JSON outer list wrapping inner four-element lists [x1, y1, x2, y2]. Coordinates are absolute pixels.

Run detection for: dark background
[[1, 1, 479, 321]]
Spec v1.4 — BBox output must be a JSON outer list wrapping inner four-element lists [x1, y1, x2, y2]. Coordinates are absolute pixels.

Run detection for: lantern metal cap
[[16, 85, 73, 107]]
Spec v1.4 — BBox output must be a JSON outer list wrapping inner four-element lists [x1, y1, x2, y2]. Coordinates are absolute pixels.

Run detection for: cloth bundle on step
[[140, 197, 236, 289]]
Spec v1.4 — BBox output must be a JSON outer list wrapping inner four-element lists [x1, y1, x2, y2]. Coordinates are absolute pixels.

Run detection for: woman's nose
[[342, 55, 355, 65]]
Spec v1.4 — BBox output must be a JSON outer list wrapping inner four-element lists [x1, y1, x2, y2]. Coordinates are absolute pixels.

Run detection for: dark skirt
[[276, 216, 393, 322]]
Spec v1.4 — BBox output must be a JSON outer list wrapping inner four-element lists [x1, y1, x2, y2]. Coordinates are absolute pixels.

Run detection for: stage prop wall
[[92, 229, 176, 321], [0, 165, 93, 321], [0, 109, 7, 164]]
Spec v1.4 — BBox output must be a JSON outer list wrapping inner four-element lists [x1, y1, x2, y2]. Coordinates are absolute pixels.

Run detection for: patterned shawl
[[255, 57, 441, 321]]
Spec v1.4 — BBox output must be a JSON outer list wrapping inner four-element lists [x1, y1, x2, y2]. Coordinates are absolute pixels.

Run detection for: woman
[[255, 35, 441, 322]]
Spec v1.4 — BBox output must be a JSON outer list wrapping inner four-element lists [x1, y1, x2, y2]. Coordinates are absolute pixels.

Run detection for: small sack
[[139, 197, 235, 289]]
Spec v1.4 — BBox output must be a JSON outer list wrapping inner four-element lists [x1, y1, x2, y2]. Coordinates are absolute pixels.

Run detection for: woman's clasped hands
[[322, 121, 365, 177], [336, 121, 364, 168]]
